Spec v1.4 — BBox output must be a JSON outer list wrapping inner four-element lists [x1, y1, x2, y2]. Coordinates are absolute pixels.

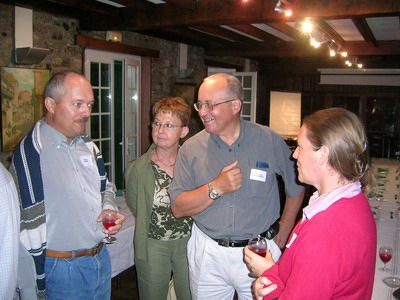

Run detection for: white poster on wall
[[269, 91, 301, 138]]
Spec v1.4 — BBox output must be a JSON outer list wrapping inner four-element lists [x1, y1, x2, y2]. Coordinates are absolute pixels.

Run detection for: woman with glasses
[[125, 97, 192, 300], [244, 108, 376, 299]]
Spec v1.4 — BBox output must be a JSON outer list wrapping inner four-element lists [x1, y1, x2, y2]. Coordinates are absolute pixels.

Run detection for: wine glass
[[103, 212, 117, 244], [379, 246, 393, 272], [248, 235, 268, 257]]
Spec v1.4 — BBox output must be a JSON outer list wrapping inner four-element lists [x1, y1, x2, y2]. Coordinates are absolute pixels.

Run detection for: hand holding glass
[[248, 236, 268, 257], [103, 212, 117, 244], [379, 246, 393, 272]]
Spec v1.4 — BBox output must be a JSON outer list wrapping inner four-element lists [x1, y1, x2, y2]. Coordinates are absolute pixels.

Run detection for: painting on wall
[[1, 67, 50, 152], [173, 82, 197, 107]]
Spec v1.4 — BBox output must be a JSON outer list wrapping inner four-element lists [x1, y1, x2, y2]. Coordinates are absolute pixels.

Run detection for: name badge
[[250, 168, 267, 182], [80, 155, 93, 167]]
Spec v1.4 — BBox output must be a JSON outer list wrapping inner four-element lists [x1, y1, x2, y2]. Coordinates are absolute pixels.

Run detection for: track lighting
[[274, 0, 293, 17]]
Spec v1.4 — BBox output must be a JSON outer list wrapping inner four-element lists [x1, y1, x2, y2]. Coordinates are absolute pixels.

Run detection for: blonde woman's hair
[[303, 107, 370, 189]]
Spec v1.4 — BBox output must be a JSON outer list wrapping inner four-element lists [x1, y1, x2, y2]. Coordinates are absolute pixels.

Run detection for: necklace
[[154, 148, 176, 167]]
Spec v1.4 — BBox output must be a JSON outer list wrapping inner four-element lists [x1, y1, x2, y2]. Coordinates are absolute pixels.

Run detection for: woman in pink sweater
[[244, 108, 376, 299]]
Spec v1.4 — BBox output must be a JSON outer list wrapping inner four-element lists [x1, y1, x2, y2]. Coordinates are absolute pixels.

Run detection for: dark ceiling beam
[[206, 40, 400, 58], [103, 0, 400, 30], [352, 17, 378, 47], [0, 0, 118, 16], [315, 20, 345, 46]]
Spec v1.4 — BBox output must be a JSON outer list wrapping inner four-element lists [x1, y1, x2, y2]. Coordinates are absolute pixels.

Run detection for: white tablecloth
[[106, 197, 135, 278], [370, 159, 400, 300]]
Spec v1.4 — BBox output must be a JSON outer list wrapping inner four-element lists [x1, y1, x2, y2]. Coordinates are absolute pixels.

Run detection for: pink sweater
[[262, 193, 376, 300]]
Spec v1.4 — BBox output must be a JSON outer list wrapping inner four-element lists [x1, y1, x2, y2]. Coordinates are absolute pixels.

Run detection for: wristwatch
[[208, 181, 221, 200]]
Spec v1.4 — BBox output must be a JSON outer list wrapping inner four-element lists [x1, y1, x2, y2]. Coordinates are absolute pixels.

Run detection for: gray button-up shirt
[[40, 120, 116, 250], [170, 119, 303, 240]]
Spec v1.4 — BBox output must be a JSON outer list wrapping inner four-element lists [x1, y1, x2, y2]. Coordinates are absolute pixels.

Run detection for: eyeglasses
[[194, 98, 237, 112], [151, 121, 184, 130]]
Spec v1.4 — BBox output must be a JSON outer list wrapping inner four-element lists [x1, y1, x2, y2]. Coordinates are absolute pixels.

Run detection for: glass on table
[[248, 235, 268, 257], [379, 246, 393, 272]]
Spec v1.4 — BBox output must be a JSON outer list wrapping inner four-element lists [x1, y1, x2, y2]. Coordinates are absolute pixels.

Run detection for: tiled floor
[[111, 266, 139, 300]]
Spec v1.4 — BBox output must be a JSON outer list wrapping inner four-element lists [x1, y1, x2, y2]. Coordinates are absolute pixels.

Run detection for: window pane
[[101, 115, 111, 138], [92, 89, 99, 113], [101, 64, 109, 86], [243, 76, 252, 88], [101, 89, 111, 113], [90, 63, 99, 86], [244, 90, 251, 102], [242, 103, 251, 115], [90, 115, 99, 139]]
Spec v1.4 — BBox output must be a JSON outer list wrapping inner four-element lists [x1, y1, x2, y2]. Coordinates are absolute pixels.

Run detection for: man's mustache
[[77, 117, 89, 123]]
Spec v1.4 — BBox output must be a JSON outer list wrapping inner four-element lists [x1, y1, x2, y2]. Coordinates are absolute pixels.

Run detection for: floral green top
[[148, 161, 192, 240]]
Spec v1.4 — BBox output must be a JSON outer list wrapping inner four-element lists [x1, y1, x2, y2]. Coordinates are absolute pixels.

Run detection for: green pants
[[135, 236, 192, 300]]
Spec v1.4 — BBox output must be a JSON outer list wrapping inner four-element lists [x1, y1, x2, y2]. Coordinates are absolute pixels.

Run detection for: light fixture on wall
[[274, 0, 293, 17], [106, 31, 122, 43]]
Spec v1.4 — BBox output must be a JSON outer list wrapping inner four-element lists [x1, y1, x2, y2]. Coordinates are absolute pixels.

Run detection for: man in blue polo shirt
[[170, 73, 304, 300]]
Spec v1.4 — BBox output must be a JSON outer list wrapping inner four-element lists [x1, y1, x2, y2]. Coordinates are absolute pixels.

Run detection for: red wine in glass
[[248, 236, 268, 257], [103, 219, 116, 230], [250, 247, 267, 257], [379, 246, 393, 271], [103, 213, 117, 244], [380, 253, 392, 263]]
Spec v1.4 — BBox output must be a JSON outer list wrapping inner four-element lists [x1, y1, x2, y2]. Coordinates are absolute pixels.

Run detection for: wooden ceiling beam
[[315, 20, 345, 46], [352, 17, 378, 47]]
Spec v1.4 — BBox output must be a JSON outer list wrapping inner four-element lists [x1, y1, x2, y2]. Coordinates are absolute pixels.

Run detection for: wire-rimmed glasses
[[194, 98, 237, 112], [151, 121, 184, 130]]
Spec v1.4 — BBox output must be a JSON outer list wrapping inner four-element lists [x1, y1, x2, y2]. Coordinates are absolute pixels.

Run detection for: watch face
[[208, 182, 220, 200]]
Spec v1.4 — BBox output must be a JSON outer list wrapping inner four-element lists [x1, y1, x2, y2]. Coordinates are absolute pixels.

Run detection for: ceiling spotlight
[[275, 0, 293, 17], [310, 37, 321, 48], [301, 18, 313, 34], [329, 49, 336, 57], [340, 51, 348, 58]]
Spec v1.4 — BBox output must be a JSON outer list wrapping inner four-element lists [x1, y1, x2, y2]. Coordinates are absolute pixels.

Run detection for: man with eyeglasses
[[170, 73, 304, 300], [10, 70, 125, 299]]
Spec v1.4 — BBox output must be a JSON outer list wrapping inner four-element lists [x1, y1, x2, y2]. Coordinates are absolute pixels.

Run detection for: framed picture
[[1, 67, 50, 151], [173, 82, 197, 107]]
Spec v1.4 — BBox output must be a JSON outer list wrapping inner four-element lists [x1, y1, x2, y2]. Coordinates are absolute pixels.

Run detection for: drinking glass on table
[[103, 211, 117, 244], [248, 235, 268, 257], [379, 246, 393, 272]]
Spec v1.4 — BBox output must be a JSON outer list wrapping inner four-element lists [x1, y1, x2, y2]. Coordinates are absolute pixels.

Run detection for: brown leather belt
[[46, 242, 104, 259]]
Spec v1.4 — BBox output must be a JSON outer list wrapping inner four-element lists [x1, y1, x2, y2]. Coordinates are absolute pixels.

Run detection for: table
[[369, 159, 400, 300], [106, 196, 135, 278]]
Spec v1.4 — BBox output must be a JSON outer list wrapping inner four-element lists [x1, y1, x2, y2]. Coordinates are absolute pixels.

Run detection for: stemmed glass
[[103, 212, 117, 244], [379, 246, 393, 272], [248, 235, 268, 257]]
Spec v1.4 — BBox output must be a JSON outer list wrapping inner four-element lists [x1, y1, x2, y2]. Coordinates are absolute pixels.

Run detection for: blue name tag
[[256, 161, 269, 169]]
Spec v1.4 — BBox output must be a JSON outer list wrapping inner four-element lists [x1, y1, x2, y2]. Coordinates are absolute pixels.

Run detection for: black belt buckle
[[218, 239, 231, 247], [265, 221, 280, 240]]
